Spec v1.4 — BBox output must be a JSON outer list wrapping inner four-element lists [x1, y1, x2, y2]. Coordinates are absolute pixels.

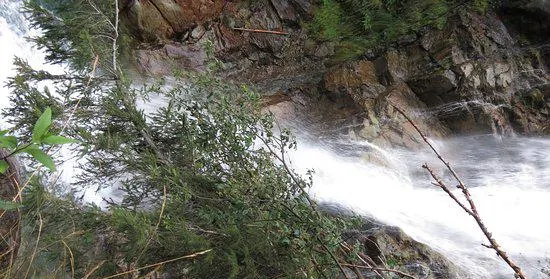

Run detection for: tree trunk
[[0, 149, 21, 271]]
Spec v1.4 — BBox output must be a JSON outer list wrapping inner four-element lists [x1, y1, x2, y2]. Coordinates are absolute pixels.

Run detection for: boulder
[[121, 0, 225, 41], [323, 60, 447, 148], [126, 0, 550, 138], [342, 224, 462, 279], [391, 9, 550, 135]]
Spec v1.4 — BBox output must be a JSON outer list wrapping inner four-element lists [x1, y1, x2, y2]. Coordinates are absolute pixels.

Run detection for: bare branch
[[392, 105, 527, 279], [424, 165, 474, 216], [341, 263, 418, 279], [232, 27, 289, 35], [99, 249, 212, 279], [112, 0, 119, 74]]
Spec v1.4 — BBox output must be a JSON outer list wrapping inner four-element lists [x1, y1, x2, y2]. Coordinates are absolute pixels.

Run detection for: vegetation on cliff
[[310, 0, 495, 59]]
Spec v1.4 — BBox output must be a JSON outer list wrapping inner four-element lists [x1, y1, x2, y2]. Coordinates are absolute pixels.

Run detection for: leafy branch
[[0, 107, 76, 175]]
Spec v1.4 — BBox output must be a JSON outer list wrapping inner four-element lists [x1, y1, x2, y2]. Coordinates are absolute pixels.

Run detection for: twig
[[24, 213, 43, 279], [99, 249, 212, 279], [0, 143, 32, 161], [82, 260, 106, 279], [61, 240, 76, 278], [392, 105, 527, 279], [135, 185, 168, 262], [257, 134, 350, 279], [424, 171, 473, 216], [423, 164, 526, 279], [341, 263, 418, 279], [232, 27, 289, 35], [187, 226, 227, 237], [391, 105, 477, 214], [112, 0, 119, 75], [340, 242, 386, 279], [317, 236, 351, 279]]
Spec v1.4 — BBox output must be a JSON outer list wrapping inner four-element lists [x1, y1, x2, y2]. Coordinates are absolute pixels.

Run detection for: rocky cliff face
[[123, 0, 550, 149]]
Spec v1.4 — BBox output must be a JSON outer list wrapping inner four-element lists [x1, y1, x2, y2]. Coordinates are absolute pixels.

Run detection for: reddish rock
[[122, 0, 225, 41]]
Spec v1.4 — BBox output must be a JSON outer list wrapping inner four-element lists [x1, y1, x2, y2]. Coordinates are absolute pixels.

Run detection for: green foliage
[[23, 146, 55, 172], [0, 161, 8, 174], [0, 107, 75, 174], [473, 0, 490, 13], [310, 0, 349, 41], [31, 107, 52, 143], [2, 0, 362, 278], [309, 0, 495, 60], [0, 200, 21, 211]]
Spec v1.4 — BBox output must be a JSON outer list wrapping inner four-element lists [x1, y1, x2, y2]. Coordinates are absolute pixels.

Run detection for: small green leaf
[[25, 147, 55, 171], [42, 135, 77, 145], [0, 130, 8, 136], [0, 160, 8, 174], [32, 107, 52, 143], [0, 199, 21, 211], [0, 136, 17, 150]]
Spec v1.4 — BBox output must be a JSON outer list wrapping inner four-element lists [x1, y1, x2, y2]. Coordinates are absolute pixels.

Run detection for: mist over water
[[1, 1, 550, 278]]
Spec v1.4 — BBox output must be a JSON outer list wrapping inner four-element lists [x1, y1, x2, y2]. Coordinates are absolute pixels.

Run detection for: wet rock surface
[[342, 224, 462, 279]]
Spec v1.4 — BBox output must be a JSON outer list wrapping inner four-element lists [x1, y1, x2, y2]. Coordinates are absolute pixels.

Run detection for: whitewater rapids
[[290, 135, 550, 278]]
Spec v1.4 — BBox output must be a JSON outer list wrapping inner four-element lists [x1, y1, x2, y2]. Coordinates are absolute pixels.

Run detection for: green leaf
[[32, 107, 52, 143], [0, 130, 8, 136], [0, 199, 21, 211], [0, 136, 18, 150], [42, 135, 77, 145], [25, 147, 55, 171], [0, 160, 8, 174]]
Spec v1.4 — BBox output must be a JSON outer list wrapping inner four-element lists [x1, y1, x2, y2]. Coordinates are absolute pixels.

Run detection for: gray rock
[[342, 224, 462, 279]]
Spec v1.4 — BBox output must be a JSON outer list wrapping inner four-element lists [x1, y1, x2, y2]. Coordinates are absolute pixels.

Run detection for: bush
[[2, 1, 360, 278]]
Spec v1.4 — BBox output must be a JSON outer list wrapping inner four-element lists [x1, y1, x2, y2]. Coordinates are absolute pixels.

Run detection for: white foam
[[290, 137, 550, 278]]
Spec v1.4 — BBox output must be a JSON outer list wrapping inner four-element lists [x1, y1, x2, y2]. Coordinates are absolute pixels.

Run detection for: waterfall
[[0, 0, 29, 125], [289, 135, 550, 278], [1, 1, 549, 278]]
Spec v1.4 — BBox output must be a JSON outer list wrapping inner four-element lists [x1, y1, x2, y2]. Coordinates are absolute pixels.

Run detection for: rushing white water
[[2, 2, 550, 278], [287, 135, 550, 278], [0, 0, 30, 124]]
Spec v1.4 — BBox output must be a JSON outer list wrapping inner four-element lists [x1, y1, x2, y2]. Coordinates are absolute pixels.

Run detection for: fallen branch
[[392, 105, 527, 279], [232, 27, 289, 35], [100, 249, 212, 279], [82, 260, 106, 279], [341, 263, 418, 279], [340, 242, 386, 279]]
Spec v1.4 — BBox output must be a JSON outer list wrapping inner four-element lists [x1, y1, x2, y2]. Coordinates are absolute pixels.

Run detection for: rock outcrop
[[343, 225, 462, 279], [121, 0, 226, 42], [124, 0, 550, 148]]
